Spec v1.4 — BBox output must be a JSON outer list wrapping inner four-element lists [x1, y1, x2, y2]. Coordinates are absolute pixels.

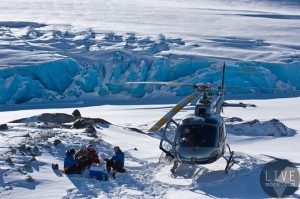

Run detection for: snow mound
[[227, 119, 296, 137], [9, 113, 111, 125]]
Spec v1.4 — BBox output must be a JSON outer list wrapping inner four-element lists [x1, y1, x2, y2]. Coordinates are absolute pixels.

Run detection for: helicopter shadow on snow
[[261, 154, 300, 166], [173, 163, 227, 183], [171, 163, 200, 179]]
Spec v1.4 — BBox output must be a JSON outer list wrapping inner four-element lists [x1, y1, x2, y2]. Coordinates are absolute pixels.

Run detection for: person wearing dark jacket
[[180, 127, 195, 147], [64, 149, 81, 174], [105, 146, 125, 178]]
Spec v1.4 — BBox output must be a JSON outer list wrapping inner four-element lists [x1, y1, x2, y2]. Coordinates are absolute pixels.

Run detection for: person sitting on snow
[[75, 145, 100, 168], [86, 144, 100, 164], [105, 146, 126, 178], [75, 147, 90, 168], [64, 149, 81, 174]]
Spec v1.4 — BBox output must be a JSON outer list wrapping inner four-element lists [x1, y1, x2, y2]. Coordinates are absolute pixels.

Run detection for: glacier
[[0, 25, 299, 104]]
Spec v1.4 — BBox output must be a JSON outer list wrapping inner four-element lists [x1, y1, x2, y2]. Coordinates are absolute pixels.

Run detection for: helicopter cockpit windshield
[[179, 124, 218, 147]]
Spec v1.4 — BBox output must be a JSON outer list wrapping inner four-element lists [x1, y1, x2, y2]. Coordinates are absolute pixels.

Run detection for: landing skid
[[159, 152, 175, 164], [170, 159, 179, 174], [169, 144, 238, 174], [223, 144, 238, 174]]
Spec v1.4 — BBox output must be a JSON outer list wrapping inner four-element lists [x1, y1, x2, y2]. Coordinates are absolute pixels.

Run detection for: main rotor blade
[[126, 81, 196, 88], [127, 82, 300, 92], [149, 91, 201, 132], [216, 86, 300, 92]]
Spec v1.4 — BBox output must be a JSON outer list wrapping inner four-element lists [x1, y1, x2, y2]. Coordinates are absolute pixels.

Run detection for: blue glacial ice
[[0, 27, 299, 104], [1, 52, 299, 104]]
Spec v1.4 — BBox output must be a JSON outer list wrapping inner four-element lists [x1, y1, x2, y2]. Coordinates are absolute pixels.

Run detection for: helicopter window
[[164, 121, 177, 142], [223, 124, 227, 139], [179, 126, 195, 147], [194, 125, 218, 147], [179, 125, 218, 147], [219, 125, 224, 143]]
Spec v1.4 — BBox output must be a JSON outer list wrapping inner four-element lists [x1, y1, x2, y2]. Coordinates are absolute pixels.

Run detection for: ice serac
[[0, 52, 299, 104], [0, 58, 82, 104], [260, 62, 300, 90]]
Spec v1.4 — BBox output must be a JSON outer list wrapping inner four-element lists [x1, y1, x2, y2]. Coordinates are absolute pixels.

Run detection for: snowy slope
[[0, 97, 299, 198]]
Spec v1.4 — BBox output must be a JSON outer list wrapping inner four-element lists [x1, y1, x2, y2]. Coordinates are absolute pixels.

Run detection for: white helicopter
[[126, 63, 296, 173]]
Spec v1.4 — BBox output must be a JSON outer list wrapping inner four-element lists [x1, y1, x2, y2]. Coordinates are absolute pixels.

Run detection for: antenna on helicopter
[[208, 78, 213, 96], [221, 62, 226, 88]]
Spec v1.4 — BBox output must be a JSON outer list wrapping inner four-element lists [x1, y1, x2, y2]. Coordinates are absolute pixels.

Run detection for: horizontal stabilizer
[[222, 102, 256, 108]]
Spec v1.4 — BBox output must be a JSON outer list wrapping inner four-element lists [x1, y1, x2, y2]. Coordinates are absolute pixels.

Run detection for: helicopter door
[[159, 119, 178, 158]]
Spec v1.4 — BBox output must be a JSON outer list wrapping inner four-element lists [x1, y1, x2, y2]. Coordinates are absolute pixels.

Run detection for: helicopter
[[126, 63, 294, 174]]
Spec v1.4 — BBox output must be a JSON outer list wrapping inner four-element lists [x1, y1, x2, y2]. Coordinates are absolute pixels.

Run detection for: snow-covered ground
[[0, 97, 299, 198], [0, 0, 300, 198]]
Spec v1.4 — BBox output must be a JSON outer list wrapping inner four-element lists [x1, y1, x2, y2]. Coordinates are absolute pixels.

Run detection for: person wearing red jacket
[[86, 145, 100, 164], [75, 145, 100, 168]]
